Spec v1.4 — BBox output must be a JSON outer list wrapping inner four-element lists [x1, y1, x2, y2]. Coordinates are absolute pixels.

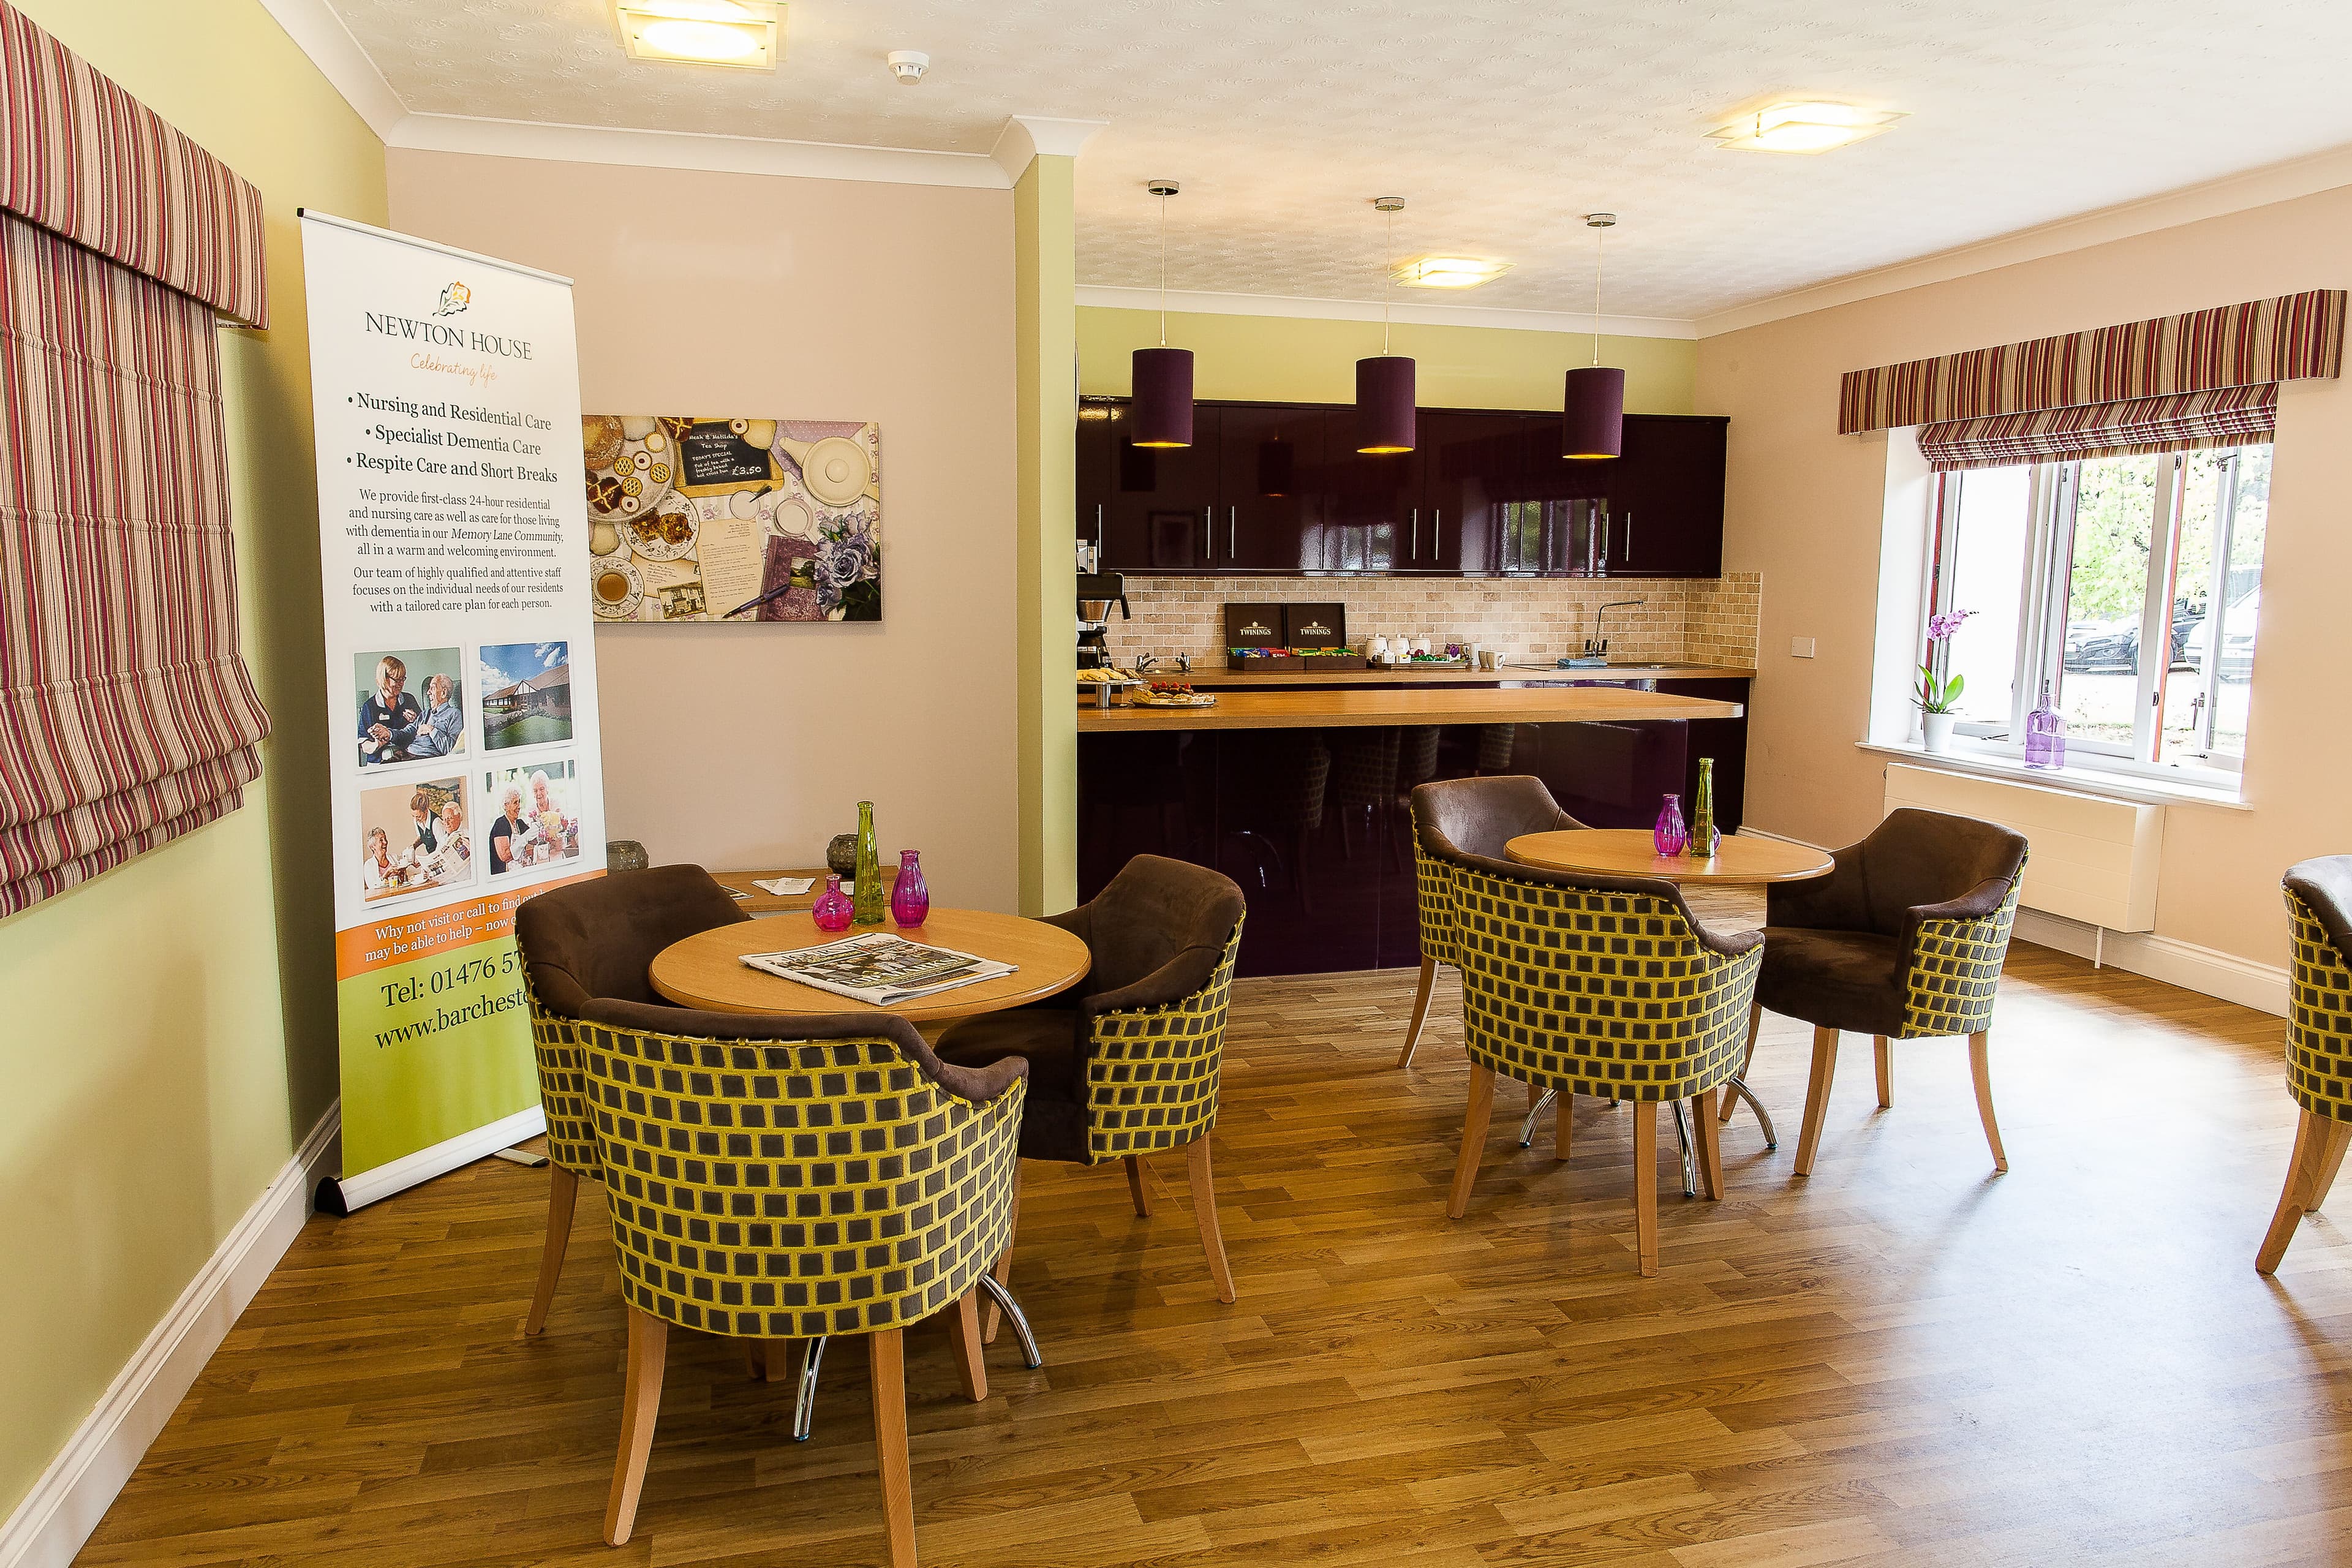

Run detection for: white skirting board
[[0, 1101, 344, 1568], [323, 1104, 546, 1214], [1736, 828, 2290, 1018]]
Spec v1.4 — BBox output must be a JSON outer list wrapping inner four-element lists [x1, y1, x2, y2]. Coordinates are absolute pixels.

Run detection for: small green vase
[[851, 801, 884, 925]]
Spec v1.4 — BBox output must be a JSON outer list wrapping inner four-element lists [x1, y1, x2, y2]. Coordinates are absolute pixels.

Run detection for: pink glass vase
[[891, 850, 930, 926], [1653, 793, 1688, 858], [810, 872, 854, 932]]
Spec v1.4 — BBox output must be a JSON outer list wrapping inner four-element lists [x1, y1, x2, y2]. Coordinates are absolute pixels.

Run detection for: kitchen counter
[[1077, 685, 1741, 732], [1166, 663, 1757, 687]]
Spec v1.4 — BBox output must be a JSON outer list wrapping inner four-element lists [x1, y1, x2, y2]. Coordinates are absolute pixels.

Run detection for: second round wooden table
[[649, 907, 1091, 1036]]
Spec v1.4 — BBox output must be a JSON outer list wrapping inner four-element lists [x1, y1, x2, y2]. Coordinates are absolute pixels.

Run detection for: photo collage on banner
[[303, 212, 604, 1209]]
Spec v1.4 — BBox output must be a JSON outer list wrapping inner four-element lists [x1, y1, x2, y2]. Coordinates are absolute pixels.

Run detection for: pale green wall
[[1078, 306, 1696, 413], [1015, 157, 1080, 918], [0, 0, 385, 1523]]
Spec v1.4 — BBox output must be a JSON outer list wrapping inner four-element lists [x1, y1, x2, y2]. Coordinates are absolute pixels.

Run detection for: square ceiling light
[[1709, 101, 1902, 154], [1394, 256, 1513, 290], [616, 1, 780, 69]]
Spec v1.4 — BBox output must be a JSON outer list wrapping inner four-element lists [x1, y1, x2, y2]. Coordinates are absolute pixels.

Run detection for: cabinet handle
[[1229, 505, 1237, 560], [1205, 504, 1215, 562], [1411, 508, 1419, 562], [1626, 510, 1634, 560], [1095, 503, 1104, 557], [1602, 516, 1611, 576], [1434, 509, 1442, 559]]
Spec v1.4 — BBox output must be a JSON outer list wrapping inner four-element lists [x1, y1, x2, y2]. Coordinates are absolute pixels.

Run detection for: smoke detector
[[887, 50, 929, 84]]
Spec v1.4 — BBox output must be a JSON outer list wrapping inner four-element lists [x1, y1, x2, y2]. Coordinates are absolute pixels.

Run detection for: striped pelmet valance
[[1917, 384, 2277, 472], [1839, 289, 2344, 436], [0, 4, 270, 917], [0, 2, 266, 326]]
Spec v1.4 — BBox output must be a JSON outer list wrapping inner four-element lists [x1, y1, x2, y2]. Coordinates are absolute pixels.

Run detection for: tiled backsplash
[[1106, 573, 1762, 668]]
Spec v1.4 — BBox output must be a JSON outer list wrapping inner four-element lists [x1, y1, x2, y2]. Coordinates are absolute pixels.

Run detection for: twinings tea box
[[1283, 603, 1348, 650]]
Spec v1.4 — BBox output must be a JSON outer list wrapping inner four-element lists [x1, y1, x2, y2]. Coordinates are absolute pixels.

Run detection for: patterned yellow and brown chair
[[1445, 853, 1760, 1277], [1745, 808, 2027, 1178], [576, 999, 1027, 1559], [936, 854, 1248, 1305], [513, 864, 750, 1335], [1400, 776, 1585, 1070], [2258, 857, 2352, 1273]]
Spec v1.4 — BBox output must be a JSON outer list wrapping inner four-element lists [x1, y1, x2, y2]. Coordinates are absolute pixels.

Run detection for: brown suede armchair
[[937, 854, 1248, 1304], [1742, 809, 2029, 1177]]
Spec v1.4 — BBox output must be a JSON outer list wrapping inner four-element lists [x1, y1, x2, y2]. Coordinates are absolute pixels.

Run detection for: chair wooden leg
[[1873, 1036, 1892, 1108], [1633, 1102, 1659, 1277], [945, 1287, 987, 1402], [2259, 1110, 2352, 1273], [1396, 957, 1438, 1068], [1969, 1030, 2008, 1173], [869, 1328, 916, 1568], [1528, 1078, 1545, 1112], [1446, 1063, 1498, 1219], [1720, 1000, 1764, 1123], [1185, 1134, 1238, 1304], [603, 1308, 668, 1546], [1125, 1155, 1154, 1218], [982, 1162, 1019, 1346], [1555, 1093, 1572, 1162], [522, 1162, 578, 1336], [1793, 1027, 1839, 1178], [1692, 1095, 1723, 1200]]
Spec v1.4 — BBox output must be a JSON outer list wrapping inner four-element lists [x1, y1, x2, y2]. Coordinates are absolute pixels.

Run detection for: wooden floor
[[75, 944, 2352, 1567]]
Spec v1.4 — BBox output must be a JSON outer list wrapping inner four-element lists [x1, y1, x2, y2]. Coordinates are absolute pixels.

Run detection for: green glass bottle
[[851, 800, 884, 925], [1691, 758, 1720, 859]]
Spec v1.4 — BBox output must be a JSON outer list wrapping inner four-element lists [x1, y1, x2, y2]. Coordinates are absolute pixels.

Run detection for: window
[[1921, 445, 2269, 779]]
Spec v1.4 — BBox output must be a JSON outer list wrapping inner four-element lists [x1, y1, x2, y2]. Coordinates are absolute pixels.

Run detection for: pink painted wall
[[388, 150, 1020, 907]]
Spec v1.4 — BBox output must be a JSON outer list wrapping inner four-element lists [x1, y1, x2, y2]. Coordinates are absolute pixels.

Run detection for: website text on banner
[[300, 211, 605, 1212]]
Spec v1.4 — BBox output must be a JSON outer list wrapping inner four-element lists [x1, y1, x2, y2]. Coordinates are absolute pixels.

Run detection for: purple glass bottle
[[2024, 680, 2067, 770], [1653, 793, 1689, 858], [810, 872, 853, 932], [891, 850, 930, 926]]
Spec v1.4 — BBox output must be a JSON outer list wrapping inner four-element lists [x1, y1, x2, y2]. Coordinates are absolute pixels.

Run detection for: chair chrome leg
[[977, 1274, 1044, 1370], [1724, 1076, 1778, 1150], [1670, 1100, 1696, 1198], [791, 1336, 827, 1442], [1518, 1088, 1559, 1147]]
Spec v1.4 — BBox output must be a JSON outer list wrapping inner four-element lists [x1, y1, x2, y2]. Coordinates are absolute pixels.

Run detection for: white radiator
[[1882, 764, 2162, 932]]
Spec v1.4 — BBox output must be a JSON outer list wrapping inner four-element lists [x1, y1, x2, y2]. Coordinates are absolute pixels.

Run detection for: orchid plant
[[1915, 608, 1973, 714]]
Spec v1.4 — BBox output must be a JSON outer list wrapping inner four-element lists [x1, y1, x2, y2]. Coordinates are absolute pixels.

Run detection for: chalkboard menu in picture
[[581, 414, 883, 623]]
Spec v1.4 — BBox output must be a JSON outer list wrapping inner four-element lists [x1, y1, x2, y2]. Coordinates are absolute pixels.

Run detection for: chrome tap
[[1584, 599, 1645, 661]]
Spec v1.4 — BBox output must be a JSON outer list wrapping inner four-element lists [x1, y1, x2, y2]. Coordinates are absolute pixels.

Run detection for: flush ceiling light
[[1129, 179, 1194, 449], [1395, 255, 1512, 290], [1709, 100, 1901, 153], [1355, 196, 1416, 454], [616, 1, 779, 69]]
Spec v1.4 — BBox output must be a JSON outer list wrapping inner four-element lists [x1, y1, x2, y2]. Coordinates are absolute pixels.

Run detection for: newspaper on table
[[742, 931, 1014, 1007]]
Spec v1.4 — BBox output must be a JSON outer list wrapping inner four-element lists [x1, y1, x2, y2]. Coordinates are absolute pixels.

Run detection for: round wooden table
[[1501, 828, 1834, 1161], [649, 908, 1091, 1033]]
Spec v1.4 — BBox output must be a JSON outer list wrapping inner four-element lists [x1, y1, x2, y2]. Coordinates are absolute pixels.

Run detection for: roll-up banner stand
[[299, 211, 604, 1213]]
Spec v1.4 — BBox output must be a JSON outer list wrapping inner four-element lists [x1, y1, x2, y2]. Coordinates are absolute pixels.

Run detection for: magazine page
[[743, 932, 1015, 1006]]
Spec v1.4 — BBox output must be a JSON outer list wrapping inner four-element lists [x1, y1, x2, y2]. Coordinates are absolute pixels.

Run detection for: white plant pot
[[1921, 712, 1956, 753]]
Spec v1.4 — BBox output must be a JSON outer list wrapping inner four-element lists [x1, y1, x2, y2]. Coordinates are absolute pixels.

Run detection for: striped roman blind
[[1838, 290, 2345, 437], [1915, 384, 2278, 472], [0, 4, 271, 917]]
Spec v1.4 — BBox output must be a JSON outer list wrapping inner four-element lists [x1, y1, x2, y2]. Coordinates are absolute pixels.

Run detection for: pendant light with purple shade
[[1562, 213, 1624, 460], [1129, 179, 1193, 448], [1355, 196, 1416, 454]]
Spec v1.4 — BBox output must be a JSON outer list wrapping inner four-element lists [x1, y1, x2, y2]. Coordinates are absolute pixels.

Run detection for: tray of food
[[1128, 680, 1216, 708]]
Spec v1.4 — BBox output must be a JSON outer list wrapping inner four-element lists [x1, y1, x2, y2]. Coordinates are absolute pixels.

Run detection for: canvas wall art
[[582, 415, 881, 622]]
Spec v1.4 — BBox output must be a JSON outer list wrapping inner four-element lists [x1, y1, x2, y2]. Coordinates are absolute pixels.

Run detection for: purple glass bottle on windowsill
[[1654, 794, 1688, 858], [891, 850, 930, 926], [2024, 680, 2067, 770]]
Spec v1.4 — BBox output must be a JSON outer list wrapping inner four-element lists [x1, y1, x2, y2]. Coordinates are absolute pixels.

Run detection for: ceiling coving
[[322, 0, 2352, 322]]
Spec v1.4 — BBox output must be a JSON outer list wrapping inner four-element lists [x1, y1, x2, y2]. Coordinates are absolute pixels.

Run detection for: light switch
[[1790, 636, 1816, 658]]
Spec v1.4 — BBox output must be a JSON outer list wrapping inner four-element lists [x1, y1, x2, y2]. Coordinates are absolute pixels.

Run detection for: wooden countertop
[[1167, 664, 1756, 688], [1077, 685, 1742, 732]]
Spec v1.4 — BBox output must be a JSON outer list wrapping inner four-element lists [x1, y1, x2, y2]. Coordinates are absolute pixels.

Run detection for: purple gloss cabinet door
[[891, 850, 930, 926]]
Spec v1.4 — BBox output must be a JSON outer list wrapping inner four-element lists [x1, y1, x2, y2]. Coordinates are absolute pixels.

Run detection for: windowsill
[[1857, 740, 2252, 810]]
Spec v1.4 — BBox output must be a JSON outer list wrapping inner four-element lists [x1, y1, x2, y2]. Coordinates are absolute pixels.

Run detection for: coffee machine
[[1076, 571, 1128, 669]]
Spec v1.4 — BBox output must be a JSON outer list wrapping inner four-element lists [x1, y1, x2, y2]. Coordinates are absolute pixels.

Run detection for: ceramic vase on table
[[1922, 712, 1956, 754], [891, 850, 930, 926]]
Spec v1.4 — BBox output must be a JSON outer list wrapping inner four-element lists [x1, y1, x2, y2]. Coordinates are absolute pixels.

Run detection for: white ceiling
[[320, 0, 2352, 323]]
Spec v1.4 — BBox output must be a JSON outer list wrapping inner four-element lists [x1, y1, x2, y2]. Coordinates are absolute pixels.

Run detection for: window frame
[[1918, 444, 2265, 791]]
